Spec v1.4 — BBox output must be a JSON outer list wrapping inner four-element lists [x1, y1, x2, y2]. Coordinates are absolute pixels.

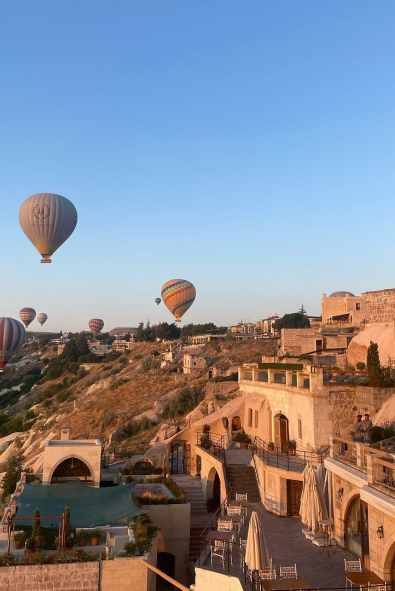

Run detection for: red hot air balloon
[[19, 307, 36, 328], [89, 319, 104, 334], [0, 318, 26, 372]]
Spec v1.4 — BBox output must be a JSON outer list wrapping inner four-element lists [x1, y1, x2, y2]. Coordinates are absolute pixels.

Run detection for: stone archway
[[206, 466, 221, 510], [50, 456, 93, 484], [381, 536, 395, 580]]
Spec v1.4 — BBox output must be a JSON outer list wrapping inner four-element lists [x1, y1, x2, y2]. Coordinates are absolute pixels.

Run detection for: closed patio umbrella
[[300, 465, 328, 535], [245, 511, 271, 572]]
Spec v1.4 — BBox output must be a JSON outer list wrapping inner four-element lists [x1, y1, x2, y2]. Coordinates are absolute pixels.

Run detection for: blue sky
[[0, 1, 394, 332]]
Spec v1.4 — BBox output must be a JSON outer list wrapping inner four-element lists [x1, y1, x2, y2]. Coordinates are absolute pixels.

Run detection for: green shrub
[[122, 541, 137, 556], [162, 386, 204, 419], [140, 357, 160, 373], [356, 362, 366, 371]]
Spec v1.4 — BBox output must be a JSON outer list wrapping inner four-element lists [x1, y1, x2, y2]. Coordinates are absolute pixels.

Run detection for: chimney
[[60, 429, 70, 441]]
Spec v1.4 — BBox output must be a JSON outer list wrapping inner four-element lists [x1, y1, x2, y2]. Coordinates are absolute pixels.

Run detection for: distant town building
[[321, 291, 365, 326], [183, 351, 212, 374]]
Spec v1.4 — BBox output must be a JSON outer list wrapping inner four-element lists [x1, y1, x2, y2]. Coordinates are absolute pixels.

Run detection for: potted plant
[[284, 439, 296, 455], [25, 537, 35, 556], [76, 529, 89, 547], [200, 434, 211, 449], [268, 442, 275, 453], [202, 424, 211, 434], [90, 529, 102, 546], [13, 531, 25, 550], [233, 429, 252, 449]]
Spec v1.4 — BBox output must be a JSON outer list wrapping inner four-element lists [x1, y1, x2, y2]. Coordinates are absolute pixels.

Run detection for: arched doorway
[[345, 496, 370, 565], [274, 414, 288, 452], [169, 443, 184, 474], [51, 457, 92, 484], [157, 552, 175, 590], [196, 454, 202, 477], [206, 467, 221, 510]]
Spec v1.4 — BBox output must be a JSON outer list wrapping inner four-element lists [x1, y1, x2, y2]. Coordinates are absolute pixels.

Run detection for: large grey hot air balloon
[[37, 313, 48, 326], [0, 318, 26, 372], [19, 193, 78, 263]]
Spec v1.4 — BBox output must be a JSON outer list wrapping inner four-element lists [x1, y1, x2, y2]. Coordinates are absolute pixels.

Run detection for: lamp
[[337, 488, 344, 500], [377, 526, 384, 539]]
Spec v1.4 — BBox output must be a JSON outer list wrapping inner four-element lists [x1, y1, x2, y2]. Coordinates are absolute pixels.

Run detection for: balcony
[[328, 435, 395, 500]]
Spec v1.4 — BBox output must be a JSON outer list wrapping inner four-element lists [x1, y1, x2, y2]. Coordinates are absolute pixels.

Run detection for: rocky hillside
[[0, 337, 277, 472]]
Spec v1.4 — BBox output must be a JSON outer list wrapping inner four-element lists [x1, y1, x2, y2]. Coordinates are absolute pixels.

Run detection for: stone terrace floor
[[198, 502, 352, 590]]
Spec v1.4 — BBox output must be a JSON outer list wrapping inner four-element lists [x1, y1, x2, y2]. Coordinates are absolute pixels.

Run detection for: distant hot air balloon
[[161, 279, 196, 322], [89, 319, 104, 334], [37, 313, 48, 326], [19, 307, 36, 328], [19, 193, 78, 263], [0, 318, 26, 372], [155, 298, 161, 306]]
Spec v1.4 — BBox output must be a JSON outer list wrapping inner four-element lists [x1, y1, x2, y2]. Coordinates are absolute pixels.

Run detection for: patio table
[[345, 571, 385, 588], [205, 530, 233, 542], [261, 577, 313, 590]]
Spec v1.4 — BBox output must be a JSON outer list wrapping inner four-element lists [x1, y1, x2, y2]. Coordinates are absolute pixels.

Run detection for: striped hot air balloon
[[0, 318, 26, 372], [19, 307, 36, 328], [89, 319, 104, 334], [37, 313, 48, 326], [161, 279, 196, 322], [19, 193, 78, 263]]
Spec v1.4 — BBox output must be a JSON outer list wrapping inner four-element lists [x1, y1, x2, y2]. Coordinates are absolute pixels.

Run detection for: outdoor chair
[[279, 564, 298, 579], [344, 559, 362, 572], [259, 567, 277, 581], [235, 492, 248, 502], [239, 539, 247, 568], [218, 520, 233, 532], [211, 540, 232, 569], [344, 559, 362, 588], [227, 503, 244, 525]]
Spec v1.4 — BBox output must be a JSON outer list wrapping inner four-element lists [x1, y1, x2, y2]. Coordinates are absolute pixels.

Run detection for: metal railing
[[252, 436, 329, 471], [196, 432, 226, 460]]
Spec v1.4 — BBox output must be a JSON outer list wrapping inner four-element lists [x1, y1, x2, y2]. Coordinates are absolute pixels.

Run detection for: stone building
[[42, 429, 102, 487], [183, 351, 212, 375], [322, 291, 365, 326], [325, 434, 395, 579]]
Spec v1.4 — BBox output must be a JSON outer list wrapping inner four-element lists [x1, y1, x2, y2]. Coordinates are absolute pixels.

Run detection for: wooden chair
[[218, 520, 233, 532], [279, 564, 298, 579], [259, 567, 277, 581]]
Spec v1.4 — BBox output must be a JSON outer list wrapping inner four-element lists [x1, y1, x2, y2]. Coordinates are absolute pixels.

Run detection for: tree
[[0, 456, 22, 503], [367, 341, 382, 387], [299, 304, 307, 316], [225, 330, 234, 341], [274, 312, 310, 331], [31, 508, 41, 539]]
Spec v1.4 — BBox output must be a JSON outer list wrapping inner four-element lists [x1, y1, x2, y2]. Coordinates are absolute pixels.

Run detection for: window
[[248, 408, 253, 427], [356, 303, 360, 310], [254, 410, 258, 428], [298, 419, 302, 439]]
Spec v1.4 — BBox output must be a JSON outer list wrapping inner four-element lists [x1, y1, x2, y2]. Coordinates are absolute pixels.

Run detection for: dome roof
[[329, 291, 355, 298]]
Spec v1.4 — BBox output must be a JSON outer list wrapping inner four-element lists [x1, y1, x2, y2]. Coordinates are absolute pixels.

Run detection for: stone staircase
[[170, 474, 213, 560], [225, 448, 261, 502]]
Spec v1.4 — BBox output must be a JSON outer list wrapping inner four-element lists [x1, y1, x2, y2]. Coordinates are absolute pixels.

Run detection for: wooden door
[[287, 480, 303, 516]]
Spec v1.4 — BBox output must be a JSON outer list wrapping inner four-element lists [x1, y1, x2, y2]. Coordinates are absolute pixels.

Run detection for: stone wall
[[365, 288, 395, 324], [0, 562, 99, 591], [205, 381, 239, 400]]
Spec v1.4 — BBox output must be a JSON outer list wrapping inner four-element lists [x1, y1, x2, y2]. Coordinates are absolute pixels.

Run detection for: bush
[[122, 541, 137, 556], [112, 378, 128, 390], [124, 416, 154, 438], [162, 386, 204, 419], [371, 425, 395, 443], [356, 362, 366, 371], [140, 357, 160, 373], [346, 365, 355, 372]]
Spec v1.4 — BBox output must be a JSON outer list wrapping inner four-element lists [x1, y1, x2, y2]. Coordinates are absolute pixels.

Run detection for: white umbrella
[[300, 465, 328, 535], [245, 511, 271, 572]]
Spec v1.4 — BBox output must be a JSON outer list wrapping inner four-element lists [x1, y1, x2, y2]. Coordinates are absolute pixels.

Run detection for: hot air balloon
[[161, 279, 196, 322], [37, 313, 48, 326], [0, 318, 26, 372], [155, 298, 161, 306], [89, 319, 104, 334], [19, 193, 78, 263], [19, 307, 36, 328]]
